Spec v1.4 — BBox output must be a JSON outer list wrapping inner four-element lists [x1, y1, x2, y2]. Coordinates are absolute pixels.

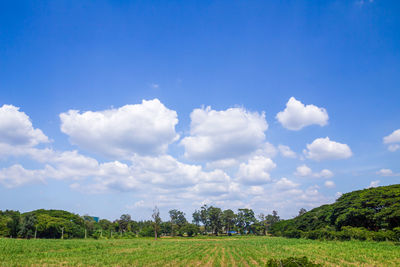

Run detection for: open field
[[1, 236, 399, 266]]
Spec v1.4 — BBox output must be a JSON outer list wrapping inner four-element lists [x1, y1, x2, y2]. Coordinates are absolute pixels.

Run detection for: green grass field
[[1, 236, 399, 266]]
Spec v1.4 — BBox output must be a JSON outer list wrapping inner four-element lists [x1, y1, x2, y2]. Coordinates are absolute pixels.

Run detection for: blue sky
[[1, 0, 399, 220]]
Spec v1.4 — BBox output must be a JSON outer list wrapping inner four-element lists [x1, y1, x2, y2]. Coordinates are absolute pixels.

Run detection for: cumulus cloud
[[278, 145, 296, 158], [0, 104, 49, 147], [388, 144, 400, 152], [274, 177, 299, 190], [324, 180, 335, 188], [294, 164, 334, 178], [368, 180, 380, 188], [383, 129, 400, 152], [0, 164, 47, 188], [376, 168, 400, 177], [181, 106, 268, 161], [236, 156, 276, 185], [303, 137, 352, 161], [294, 164, 312, 177], [60, 99, 179, 159], [276, 97, 328, 130]]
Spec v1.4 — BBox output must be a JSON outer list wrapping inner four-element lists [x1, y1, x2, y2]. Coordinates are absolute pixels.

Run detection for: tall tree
[[222, 209, 236, 235], [152, 206, 161, 240], [208, 206, 223, 235], [236, 209, 256, 234], [297, 208, 307, 217], [169, 209, 187, 236], [117, 214, 132, 233], [18, 214, 37, 238], [192, 210, 201, 226], [199, 205, 210, 233]]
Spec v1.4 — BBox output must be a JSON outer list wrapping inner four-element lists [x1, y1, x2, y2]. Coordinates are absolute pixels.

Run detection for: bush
[[138, 226, 154, 237], [267, 256, 321, 267], [284, 229, 302, 238]]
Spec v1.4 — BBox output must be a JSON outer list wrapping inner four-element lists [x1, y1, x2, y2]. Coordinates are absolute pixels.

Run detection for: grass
[[1, 236, 399, 266]]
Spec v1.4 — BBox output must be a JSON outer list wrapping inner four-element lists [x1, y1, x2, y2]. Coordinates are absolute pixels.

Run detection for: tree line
[[270, 184, 400, 241], [0, 206, 281, 239]]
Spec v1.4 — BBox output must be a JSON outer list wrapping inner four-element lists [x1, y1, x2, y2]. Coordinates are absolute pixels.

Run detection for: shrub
[[267, 256, 321, 267]]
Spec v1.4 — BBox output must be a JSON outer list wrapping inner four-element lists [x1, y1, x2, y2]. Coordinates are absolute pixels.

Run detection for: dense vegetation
[[1, 236, 399, 266], [0, 205, 280, 239], [271, 184, 400, 241], [1, 185, 399, 242]]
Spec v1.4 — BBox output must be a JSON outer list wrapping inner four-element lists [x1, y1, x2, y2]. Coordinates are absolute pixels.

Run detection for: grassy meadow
[[1, 236, 399, 266]]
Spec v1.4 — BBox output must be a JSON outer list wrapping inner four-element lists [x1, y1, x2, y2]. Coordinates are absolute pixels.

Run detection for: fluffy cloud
[[368, 180, 380, 188], [274, 177, 299, 190], [383, 129, 400, 152], [0, 164, 47, 188], [278, 145, 296, 158], [376, 168, 400, 177], [388, 144, 400, 152], [60, 99, 179, 159], [181, 106, 268, 161], [276, 97, 328, 130], [236, 156, 276, 185], [294, 164, 334, 178], [324, 180, 335, 188], [303, 137, 352, 161], [0, 104, 49, 147]]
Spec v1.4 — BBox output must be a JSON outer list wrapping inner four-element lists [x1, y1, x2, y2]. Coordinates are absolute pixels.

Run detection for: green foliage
[[23, 209, 85, 239], [236, 208, 256, 234], [181, 223, 199, 237], [267, 256, 321, 267], [169, 209, 187, 236], [138, 226, 154, 237], [271, 184, 400, 241], [18, 214, 37, 238]]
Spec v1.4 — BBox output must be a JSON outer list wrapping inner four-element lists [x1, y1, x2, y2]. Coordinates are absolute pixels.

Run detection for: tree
[[236, 209, 256, 234], [117, 214, 132, 233], [152, 206, 161, 240], [298, 208, 307, 217], [208, 206, 223, 235], [5, 210, 20, 238], [192, 210, 201, 226], [160, 221, 172, 236], [222, 209, 236, 235], [18, 214, 37, 238], [182, 223, 199, 237], [200, 205, 210, 233], [169, 209, 187, 236]]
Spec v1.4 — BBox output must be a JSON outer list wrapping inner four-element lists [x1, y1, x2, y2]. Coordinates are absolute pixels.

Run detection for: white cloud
[[247, 186, 264, 195], [60, 99, 179, 159], [294, 164, 312, 177], [368, 180, 380, 188], [318, 169, 334, 178], [276, 97, 328, 130], [205, 159, 238, 170], [236, 156, 276, 185], [181, 106, 268, 161], [324, 180, 335, 188], [294, 164, 334, 178], [0, 164, 46, 188], [383, 129, 400, 152], [303, 137, 352, 161], [278, 145, 297, 158], [274, 177, 299, 190], [0, 104, 49, 147], [376, 168, 400, 177], [388, 144, 400, 152]]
